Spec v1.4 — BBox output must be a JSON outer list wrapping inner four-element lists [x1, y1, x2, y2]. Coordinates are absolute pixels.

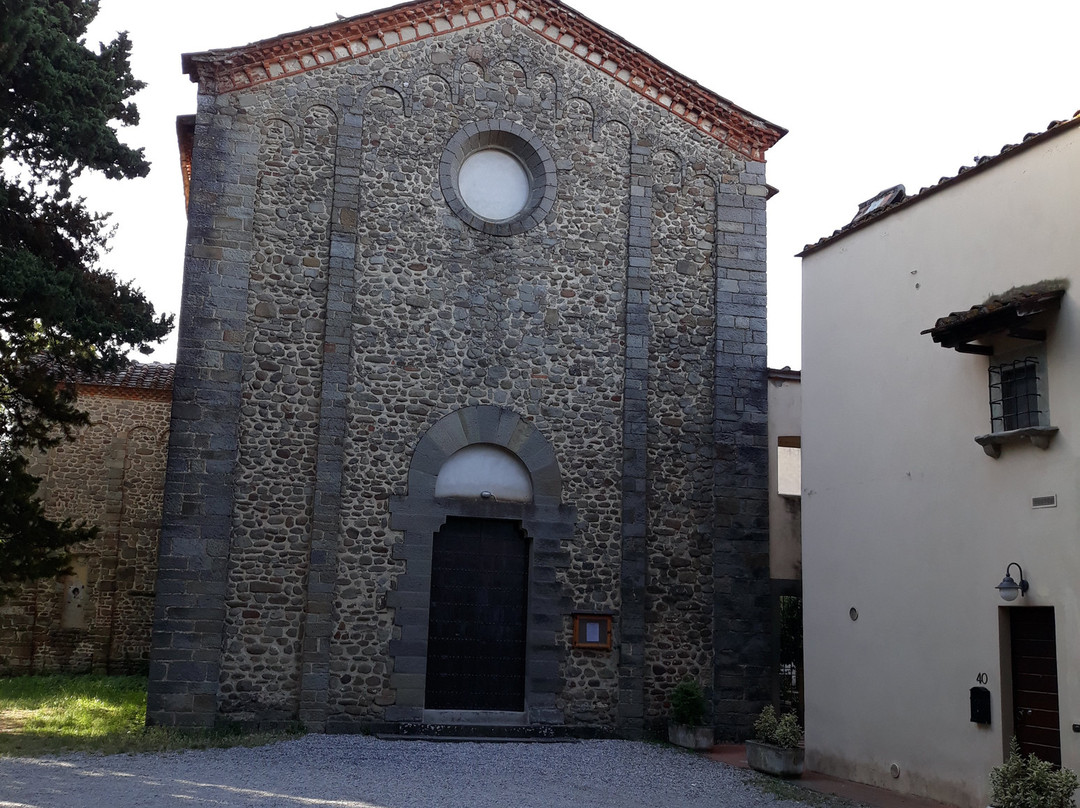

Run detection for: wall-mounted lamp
[[995, 563, 1029, 602]]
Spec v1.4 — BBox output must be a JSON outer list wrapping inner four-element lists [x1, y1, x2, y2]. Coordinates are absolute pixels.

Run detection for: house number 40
[[976, 672, 988, 684]]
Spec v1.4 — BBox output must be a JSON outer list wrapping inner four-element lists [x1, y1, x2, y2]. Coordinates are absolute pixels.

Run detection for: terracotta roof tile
[[180, 0, 785, 161], [921, 281, 1068, 351], [799, 112, 1080, 257], [69, 362, 175, 391]]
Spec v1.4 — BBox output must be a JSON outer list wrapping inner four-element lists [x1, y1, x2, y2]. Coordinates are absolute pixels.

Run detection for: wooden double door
[[425, 517, 529, 712], [1010, 607, 1061, 765]]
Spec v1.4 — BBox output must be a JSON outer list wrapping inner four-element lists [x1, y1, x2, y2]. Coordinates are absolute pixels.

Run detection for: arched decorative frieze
[[409, 71, 455, 114], [359, 83, 409, 118], [598, 116, 631, 140], [361, 85, 408, 194], [689, 172, 719, 216], [489, 58, 545, 118], [303, 104, 339, 148], [182, 2, 785, 160], [597, 119, 633, 177], [532, 71, 558, 117], [262, 117, 298, 156], [489, 58, 528, 87], [652, 148, 684, 190], [118, 423, 165, 572], [456, 60, 484, 107], [689, 172, 718, 191], [561, 97, 594, 140]]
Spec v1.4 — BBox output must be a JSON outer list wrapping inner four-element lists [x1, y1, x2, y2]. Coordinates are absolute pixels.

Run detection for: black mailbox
[[970, 686, 991, 725]]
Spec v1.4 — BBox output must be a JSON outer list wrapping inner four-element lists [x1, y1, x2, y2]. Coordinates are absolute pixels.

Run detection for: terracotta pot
[[667, 722, 714, 750], [745, 739, 805, 777]]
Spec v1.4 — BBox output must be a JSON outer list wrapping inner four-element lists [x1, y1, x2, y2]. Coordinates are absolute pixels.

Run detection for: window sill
[[974, 426, 1059, 458]]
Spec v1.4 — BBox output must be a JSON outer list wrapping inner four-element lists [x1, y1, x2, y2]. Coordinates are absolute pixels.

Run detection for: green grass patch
[[0, 674, 303, 757]]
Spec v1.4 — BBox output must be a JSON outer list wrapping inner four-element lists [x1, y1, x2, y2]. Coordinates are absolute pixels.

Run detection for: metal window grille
[[989, 357, 1042, 432]]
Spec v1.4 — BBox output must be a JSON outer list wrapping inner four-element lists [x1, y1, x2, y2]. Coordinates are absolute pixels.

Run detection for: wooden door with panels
[[425, 517, 529, 712], [1009, 606, 1061, 765]]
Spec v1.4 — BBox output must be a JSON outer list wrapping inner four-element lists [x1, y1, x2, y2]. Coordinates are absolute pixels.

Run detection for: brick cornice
[[181, 0, 785, 160]]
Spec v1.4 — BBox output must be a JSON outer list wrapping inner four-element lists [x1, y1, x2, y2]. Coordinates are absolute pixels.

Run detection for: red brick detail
[[181, 0, 785, 160], [177, 115, 195, 212]]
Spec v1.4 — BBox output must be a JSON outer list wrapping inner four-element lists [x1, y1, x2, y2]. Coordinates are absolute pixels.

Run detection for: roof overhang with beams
[[921, 282, 1067, 355]]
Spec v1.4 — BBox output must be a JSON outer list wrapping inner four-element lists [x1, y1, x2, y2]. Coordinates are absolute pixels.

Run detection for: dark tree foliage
[[0, 0, 173, 595], [0, 454, 96, 592]]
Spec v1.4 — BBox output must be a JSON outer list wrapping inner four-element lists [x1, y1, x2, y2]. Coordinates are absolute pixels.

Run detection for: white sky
[[81, 0, 1080, 370]]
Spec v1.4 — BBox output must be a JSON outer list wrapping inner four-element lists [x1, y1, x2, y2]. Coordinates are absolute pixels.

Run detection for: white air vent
[[1032, 494, 1058, 509]]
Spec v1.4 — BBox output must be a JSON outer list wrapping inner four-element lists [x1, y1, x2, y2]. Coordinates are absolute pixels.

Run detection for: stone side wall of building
[[152, 15, 771, 736], [644, 155, 719, 724], [0, 386, 170, 675]]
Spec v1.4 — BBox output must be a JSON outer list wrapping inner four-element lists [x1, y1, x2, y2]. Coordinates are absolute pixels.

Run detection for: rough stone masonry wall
[[330, 50, 633, 726], [152, 16, 770, 734], [215, 107, 335, 722], [0, 388, 170, 675], [644, 152, 719, 726]]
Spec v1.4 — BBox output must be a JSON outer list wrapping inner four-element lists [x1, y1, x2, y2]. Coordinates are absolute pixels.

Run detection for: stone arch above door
[[384, 405, 575, 728], [404, 405, 563, 506]]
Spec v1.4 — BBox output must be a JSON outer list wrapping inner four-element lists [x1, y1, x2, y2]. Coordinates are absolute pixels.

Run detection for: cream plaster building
[[800, 112, 1080, 807], [768, 367, 800, 584]]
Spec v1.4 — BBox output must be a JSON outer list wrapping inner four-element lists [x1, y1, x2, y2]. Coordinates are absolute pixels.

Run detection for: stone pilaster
[[712, 158, 772, 740], [298, 96, 362, 729], [617, 138, 652, 736], [147, 91, 257, 727]]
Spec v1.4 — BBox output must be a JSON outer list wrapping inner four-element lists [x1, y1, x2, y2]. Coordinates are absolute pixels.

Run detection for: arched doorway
[[386, 406, 575, 725]]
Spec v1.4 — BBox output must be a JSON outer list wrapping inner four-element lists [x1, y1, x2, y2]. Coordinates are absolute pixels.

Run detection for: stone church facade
[[152, 0, 784, 737]]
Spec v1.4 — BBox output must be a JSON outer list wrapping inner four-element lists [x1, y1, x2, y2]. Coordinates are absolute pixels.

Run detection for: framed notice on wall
[[572, 613, 613, 650]]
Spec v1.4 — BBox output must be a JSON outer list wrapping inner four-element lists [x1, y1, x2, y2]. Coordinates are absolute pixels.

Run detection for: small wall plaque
[[572, 614, 613, 650]]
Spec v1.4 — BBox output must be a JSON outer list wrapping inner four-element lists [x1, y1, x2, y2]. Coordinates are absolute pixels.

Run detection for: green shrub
[[772, 713, 804, 748], [753, 705, 778, 742], [752, 705, 803, 749], [669, 679, 708, 727], [989, 738, 1078, 808]]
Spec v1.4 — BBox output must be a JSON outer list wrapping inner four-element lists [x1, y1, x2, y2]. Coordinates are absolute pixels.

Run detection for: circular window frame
[[440, 120, 557, 236]]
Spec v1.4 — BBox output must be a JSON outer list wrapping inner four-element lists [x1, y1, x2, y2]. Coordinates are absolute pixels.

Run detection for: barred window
[[989, 357, 1044, 432]]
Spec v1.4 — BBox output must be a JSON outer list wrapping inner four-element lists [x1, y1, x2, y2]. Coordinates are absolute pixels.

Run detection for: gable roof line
[[181, 0, 786, 161], [798, 111, 1080, 258]]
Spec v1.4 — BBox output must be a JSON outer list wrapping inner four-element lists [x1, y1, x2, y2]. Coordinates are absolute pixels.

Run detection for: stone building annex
[[0, 364, 173, 675], [145, 0, 786, 737]]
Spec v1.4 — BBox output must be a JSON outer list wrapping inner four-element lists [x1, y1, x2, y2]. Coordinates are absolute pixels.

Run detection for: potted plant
[[989, 738, 1078, 808], [746, 705, 805, 777], [667, 678, 713, 750]]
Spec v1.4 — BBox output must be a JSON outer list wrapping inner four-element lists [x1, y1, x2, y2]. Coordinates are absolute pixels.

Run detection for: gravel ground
[[0, 735, 862, 808]]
